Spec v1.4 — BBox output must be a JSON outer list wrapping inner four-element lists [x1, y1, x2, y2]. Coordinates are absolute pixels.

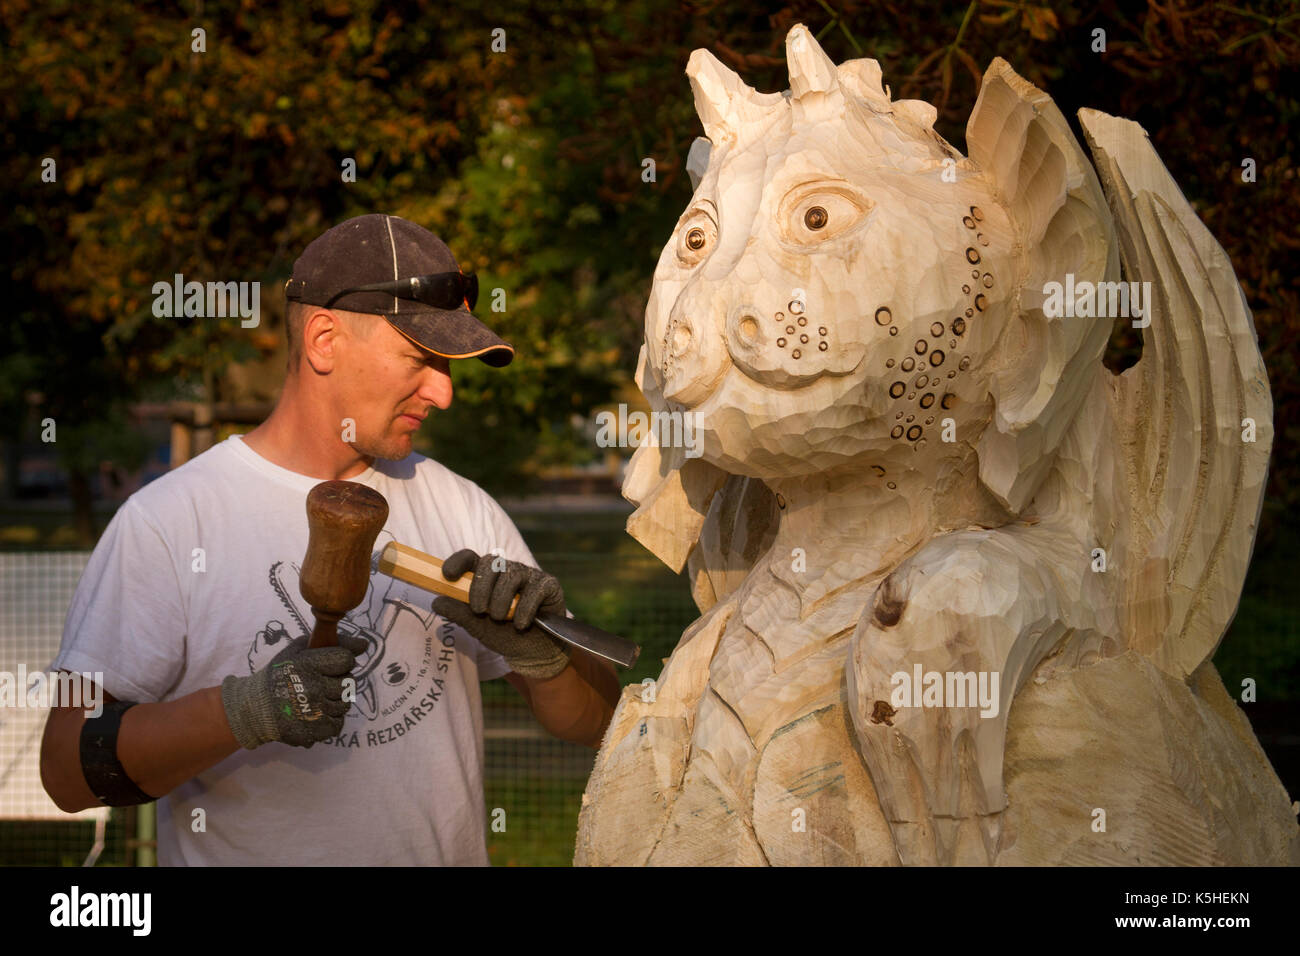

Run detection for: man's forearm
[[569, 647, 620, 710], [42, 683, 240, 813], [523, 651, 619, 747], [116, 687, 242, 796]]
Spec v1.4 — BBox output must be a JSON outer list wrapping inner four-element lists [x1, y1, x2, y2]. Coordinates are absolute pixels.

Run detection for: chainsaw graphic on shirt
[[247, 538, 439, 722]]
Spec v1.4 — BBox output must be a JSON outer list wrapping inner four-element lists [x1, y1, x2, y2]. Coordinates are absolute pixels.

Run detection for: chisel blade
[[535, 610, 641, 669]]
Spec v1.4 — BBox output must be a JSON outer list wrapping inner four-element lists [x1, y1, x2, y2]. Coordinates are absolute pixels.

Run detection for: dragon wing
[[1079, 109, 1273, 680]]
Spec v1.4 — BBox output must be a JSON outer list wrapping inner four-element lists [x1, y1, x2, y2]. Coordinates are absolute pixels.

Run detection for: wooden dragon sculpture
[[575, 24, 1296, 865]]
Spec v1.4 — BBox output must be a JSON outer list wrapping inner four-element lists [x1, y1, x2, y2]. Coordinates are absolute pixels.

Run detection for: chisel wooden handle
[[378, 542, 520, 617], [379, 541, 640, 668]]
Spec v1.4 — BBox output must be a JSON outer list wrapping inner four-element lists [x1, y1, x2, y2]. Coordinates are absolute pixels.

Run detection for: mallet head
[[300, 480, 389, 647]]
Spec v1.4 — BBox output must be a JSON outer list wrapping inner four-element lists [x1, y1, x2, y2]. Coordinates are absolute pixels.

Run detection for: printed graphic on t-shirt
[[245, 530, 460, 747]]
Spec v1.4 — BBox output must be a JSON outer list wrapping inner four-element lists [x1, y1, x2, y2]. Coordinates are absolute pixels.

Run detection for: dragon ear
[[966, 58, 1118, 514]]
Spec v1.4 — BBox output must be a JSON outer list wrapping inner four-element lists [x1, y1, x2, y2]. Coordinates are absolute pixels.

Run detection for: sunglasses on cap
[[323, 270, 478, 311]]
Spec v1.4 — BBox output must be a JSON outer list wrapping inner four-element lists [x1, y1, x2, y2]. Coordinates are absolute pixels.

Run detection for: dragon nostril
[[672, 326, 692, 353], [739, 316, 759, 343]]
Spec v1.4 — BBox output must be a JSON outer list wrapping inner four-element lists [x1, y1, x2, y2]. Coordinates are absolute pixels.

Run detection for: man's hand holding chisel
[[432, 550, 571, 680]]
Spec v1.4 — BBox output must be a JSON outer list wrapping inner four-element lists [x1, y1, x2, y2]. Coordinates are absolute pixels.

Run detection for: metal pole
[[135, 802, 156, 867]]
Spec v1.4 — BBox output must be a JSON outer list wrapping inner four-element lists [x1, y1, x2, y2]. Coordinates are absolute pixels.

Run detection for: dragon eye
[[782, 187, 873, 244], [676, 209, 718, 265]]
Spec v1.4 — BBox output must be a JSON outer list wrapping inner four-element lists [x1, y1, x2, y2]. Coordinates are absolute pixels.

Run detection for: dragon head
[[639, 24, 1117, 513]]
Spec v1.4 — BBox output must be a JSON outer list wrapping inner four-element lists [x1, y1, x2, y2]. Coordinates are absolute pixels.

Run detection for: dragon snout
[[653, 305, 730, 407], [666, 317, 694, 357]]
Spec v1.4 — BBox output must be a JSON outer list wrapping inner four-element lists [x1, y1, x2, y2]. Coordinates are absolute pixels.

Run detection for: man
[[40, 213, 620, 865]]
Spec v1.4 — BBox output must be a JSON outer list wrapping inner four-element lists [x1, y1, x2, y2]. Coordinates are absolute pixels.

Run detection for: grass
[[0, 817, 133, 867]]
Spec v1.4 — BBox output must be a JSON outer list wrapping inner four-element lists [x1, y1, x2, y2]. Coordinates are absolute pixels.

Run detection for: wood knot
[[871, 575, 906, 627], [870, 700, 896, 726]]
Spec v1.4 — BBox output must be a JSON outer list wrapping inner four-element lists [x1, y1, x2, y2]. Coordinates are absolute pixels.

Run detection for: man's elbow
[[40, 715, 96, 814], [40, 757, 95, 814]]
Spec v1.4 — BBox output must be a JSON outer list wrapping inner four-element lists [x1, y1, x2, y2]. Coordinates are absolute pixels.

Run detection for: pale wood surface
[[575, 23, 1295, 866]]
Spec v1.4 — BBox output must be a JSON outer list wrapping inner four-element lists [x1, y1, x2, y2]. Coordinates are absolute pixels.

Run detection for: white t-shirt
[[54, 434, 536, 866]]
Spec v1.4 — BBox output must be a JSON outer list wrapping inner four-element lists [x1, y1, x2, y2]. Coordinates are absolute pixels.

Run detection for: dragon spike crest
[[839, 57, 893, 112], [786, 24, 840, 98], [688, 25, 933, 153], [686, 49, 784, 145]]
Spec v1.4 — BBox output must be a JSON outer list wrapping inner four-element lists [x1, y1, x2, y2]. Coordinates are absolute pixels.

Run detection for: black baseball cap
[[284, 214, 514, 367]]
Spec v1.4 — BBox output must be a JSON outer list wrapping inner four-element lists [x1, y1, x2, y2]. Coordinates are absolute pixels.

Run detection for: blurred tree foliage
[[2, 0, 1295, 544]]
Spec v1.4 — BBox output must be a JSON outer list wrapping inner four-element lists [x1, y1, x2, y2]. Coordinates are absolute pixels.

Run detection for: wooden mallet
[[300, 480, 390, 649]]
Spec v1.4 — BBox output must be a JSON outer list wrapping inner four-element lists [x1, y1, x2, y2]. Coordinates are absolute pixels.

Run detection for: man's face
[[330, 311, 453, 460]]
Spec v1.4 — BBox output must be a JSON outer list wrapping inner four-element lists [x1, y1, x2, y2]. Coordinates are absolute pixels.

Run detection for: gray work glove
[[433, 549, 570, 680], [220, 633, 366, 749]]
